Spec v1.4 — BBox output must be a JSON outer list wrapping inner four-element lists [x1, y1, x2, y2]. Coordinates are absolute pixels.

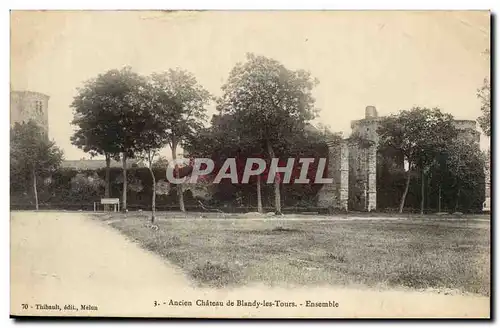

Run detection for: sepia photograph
[[9, 10, 491, 319]]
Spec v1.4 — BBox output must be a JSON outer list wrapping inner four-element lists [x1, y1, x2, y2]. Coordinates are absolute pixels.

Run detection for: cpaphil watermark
[[166, 158, 332, 184]]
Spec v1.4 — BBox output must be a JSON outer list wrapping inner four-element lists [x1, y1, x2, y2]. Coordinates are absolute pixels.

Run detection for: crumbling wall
[[348, 106, 379, 211], [317, 139, 349, 211]]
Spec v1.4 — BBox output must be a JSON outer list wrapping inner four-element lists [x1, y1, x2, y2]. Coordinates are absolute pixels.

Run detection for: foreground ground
[[104, 211, 490, 296], [10, 211, 490, 318]]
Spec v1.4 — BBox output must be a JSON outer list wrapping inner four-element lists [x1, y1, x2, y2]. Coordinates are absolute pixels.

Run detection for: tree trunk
[[104, 154, 111, 211], [420, 169, 425, 215], [149, 167, 156, 223], [399, 169, 411, 213], [267, 141, 281, 215], [122, 152, 127, 212], [171, 141, 185, 212], [438, 185, 442, 213], [105, 154, 111, 198], [426, 172, 431, 213], [256, 175, 263, 213], [32, 168, 39, 211], [455, 188, 461, 212]]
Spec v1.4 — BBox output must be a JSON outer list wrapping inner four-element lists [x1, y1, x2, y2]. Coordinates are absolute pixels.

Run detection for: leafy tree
[[185, 117, 334, 212], [445, 137, 485, 211], [477, 77, 491, 137], [127, 176, 144, 193], [71, 67, 153, 211], [149, 69, 211, 212], [184, 113, 267, 211], [378, 107, 458, 213], [71, 96, 121, 203], [135, 126, 169, 222], [155, 180, 171, 196], [10, 121, 63, 210], [477, 49, 490, 137], [152, 156, 169, 169], [70, 172, 105, 200], [217, 53, 319, 214]]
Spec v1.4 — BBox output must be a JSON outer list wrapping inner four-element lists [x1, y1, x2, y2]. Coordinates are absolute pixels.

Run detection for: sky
[[10, 10, 491, 160]]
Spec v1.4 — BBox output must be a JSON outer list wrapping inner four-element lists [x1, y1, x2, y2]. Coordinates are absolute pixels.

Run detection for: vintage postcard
[[10, 10, 491, 318]]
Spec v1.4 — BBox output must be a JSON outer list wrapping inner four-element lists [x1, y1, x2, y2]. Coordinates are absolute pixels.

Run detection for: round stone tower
[[365, 105, 378, 119], [10, 90, 50, 136]]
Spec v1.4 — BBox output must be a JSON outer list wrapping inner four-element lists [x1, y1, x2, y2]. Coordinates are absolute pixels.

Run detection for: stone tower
[[348, 106, 379, 211], [452, 120, 481, 144], [10, 90, 50, 136]]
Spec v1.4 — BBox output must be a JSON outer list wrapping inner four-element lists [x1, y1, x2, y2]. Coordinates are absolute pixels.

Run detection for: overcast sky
[[11, 10, 490, 160]]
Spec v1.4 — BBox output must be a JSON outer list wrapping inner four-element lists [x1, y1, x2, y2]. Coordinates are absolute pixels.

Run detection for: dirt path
[[10, 211, 489, 318]]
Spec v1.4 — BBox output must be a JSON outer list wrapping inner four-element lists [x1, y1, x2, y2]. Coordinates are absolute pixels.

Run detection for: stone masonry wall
[[317, 139, 349, 210], [348, 106, 379, 211]]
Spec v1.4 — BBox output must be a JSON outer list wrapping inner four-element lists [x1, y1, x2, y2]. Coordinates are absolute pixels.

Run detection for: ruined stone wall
[[348, 145, 367, 210], [339, 141, 349, 210], [485, 151, 491, 205], [366, 145, 377, 211], [348, 106, 379, 211], [317, 139, 349, 210]]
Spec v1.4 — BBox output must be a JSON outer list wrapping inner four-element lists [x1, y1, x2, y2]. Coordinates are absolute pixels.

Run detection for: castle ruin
[[317, 105, 482, 212]]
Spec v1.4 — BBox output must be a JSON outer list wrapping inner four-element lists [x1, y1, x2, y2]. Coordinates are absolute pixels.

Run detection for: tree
[[476, 48, 490, 211], [445, 137, 485, 212], [155, 180, 171, 196], [217, 53, 319, 214], [184, 112, 267, 211], [134, 118, 170, 222], [184, 116, 334, 212], [70, 172, 105, 200], [71, 83, 121, 205], [152, 156, 169, 169], [378, 107, 458, 213], [71, 67, 152, 211], [149, 69, 211, 212], [10, 121, 63, 210], [477, 77, 491, 137], [477, 49, 490, 137]]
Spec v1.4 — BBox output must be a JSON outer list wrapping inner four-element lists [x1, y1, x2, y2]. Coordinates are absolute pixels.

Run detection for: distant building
[[61, 159, 145, 171], [10, 90, 50, 135]]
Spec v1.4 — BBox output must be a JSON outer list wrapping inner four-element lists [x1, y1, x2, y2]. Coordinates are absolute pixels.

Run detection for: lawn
[[99, 213, 490, 296]]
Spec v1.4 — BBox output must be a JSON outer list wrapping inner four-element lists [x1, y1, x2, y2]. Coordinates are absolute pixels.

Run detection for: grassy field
[[99, 213, 490, 296]]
